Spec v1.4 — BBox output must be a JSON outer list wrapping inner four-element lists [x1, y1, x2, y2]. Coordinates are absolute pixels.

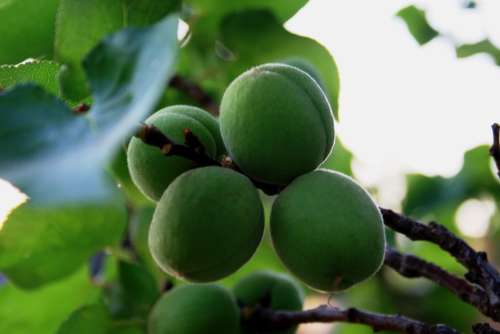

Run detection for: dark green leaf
[[0, 16, 178, 287], [55, 0, 180, 100], [104, 261, 159, 319], [456, 39, 500, 65], [57, 303, 144, 334], [0, 0, 59, 64], [321, 138, 353, 175], [397, 5, 438, 45], [0, 266, 100, 334], [220, 10, 340, 118], [0, 61, 61, 96]]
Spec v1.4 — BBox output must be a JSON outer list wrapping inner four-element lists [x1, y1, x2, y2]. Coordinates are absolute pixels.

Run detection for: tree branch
[[380, 208, 500, 317], [136, 123, 219, 167], [243, 304, 459, 334], [168, 74, 219, 116], [384, 247, 499, 321], [135, 124, 282, 195], [490, 123, 500, 178]]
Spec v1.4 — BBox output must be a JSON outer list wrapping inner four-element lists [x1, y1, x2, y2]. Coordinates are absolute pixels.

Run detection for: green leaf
[[396, 5, 438, 45], [184, 0, 308, 36], [0, 266, 100, 334], [0, 0, 59, 64], [129, 208, 166, 282], [219, 10, 340, 118], [0, 61, 61, 96], [456, 39, 500, 65], [403, 145, 500, 239], [321, 138, 353, 176], [104, 261, 159, 320], [55, 0, 180, 100], [0, 16, 178, 288], [57, 303, 144, 334]]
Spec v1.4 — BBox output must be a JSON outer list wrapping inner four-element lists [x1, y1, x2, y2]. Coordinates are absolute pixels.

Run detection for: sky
[[1, 0, 499, 223]]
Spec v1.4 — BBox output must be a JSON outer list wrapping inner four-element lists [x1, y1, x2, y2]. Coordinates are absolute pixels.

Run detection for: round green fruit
[[149, 166, 264, 282], [127, 105, 222, 201], [220, 63, 335, 186], [148, 284, 240, 334], [270, 170, 386, 292], [234, 271, 304, 334]]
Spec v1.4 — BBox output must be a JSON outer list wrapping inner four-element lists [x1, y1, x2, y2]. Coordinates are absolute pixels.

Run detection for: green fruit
[[127, 105, 221, 201], [148, 284, 240, 334], [281, 58, 326, 93], [220, 63, 335, 185], [270, 170, 386, 292], [234, 271, 304, 334], [149, 166, 264, 282]]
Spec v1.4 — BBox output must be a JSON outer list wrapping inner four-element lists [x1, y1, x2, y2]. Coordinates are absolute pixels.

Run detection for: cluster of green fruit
[[127, 63, 386, 295], [149, 271, 303, 334]]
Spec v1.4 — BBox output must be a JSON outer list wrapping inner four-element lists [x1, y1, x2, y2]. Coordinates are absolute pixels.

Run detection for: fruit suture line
[[136, 121, 500, 333]]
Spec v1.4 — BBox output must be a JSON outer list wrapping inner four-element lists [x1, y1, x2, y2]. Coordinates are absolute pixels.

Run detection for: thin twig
[[135, 123, 282, 195], [168, 74, 219, 115], [243, 304, 459, 334], [490, 123, 500, 178], [385, 247, 499, 320], [381, 208, 500, 315], [136, 123, 219, 167]]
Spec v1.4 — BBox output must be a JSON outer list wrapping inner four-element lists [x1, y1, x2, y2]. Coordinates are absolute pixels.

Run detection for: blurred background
[[0, 0, 499, 333]]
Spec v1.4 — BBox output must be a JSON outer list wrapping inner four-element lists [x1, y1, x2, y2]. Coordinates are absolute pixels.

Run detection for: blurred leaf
[[220, 10, 340, 118], [129, 208, 166, 282], [0, 61, 61, 96], [396, 5, 438, 45], [0, 266, 100, 334], [55, 0, 180, 100], [0, 201, 126, 289], [184, 0, 308, 36], [404, 145, 500, 218], [104, 261, 159, 320], [321, 138, 353, 176], [0, 0, 59, 64], [57, 303, 144, 334], [0, 16, 178, 288], [456, 39, 500, 65]]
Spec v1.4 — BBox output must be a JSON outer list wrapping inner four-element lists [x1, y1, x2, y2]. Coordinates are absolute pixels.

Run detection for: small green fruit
[[234, 271, 304, 334], [270, 170, 386, 292], [149, 166, 264, 282], [127, 105, 221, 201], [148, 284, 240, 334], [220, 63, 335, 185]]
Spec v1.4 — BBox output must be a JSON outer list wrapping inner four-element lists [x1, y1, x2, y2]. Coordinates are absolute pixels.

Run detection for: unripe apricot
[[220, 63, 335, 186], [149, 166, 264, 282], [127, 105, 221, 201], [270, 170, 386, 292], [148, 284, 240, 334], [234, 271, 304, 334]]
